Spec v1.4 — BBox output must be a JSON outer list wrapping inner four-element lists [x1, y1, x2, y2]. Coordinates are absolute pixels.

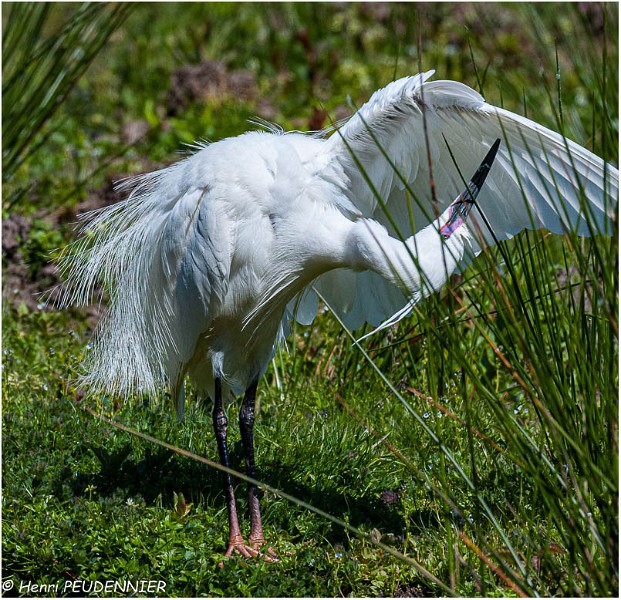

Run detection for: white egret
[[60, 71, 617, 559]]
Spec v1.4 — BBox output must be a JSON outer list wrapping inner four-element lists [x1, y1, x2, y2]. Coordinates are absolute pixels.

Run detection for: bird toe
[[220, 535, 279, 564]]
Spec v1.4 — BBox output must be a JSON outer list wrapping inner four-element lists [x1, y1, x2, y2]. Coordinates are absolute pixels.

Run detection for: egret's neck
[[347, 217, 468, 299], [244, 204, 470, 340]]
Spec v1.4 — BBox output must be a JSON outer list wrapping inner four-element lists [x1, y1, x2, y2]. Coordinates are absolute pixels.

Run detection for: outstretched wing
[[293, 72, 618, 331]]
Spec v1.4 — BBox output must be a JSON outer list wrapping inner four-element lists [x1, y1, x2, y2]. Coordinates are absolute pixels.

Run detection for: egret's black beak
[[440, 138, 501, 239], [467, 137, 501, 202]]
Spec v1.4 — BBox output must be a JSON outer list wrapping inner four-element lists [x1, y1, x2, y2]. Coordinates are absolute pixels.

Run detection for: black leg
[[212, 375, 253, 558], [239, 378, 265, 547]]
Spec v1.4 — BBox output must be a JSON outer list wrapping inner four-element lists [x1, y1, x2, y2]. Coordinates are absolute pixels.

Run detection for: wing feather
[[308, 74, 617, 331]]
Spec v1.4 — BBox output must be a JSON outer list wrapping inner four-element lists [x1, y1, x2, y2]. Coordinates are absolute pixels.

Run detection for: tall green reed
[[2, 2, 131, 210], [309, 9, 618, 592]]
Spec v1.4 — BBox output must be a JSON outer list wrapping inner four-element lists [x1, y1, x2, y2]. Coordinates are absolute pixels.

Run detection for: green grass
[[2, 3, 618, 597]]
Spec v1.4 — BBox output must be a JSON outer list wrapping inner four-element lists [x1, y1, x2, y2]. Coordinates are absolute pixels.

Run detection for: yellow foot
[[249, 534, 279, 561], [218, 535, 279, 567]]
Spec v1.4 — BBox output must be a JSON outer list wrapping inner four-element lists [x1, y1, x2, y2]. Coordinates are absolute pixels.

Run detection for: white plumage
[[60, 71, 617, 558]]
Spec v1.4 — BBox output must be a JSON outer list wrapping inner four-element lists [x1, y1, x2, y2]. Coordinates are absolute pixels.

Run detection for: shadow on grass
[[66, 439, 452, 547]]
